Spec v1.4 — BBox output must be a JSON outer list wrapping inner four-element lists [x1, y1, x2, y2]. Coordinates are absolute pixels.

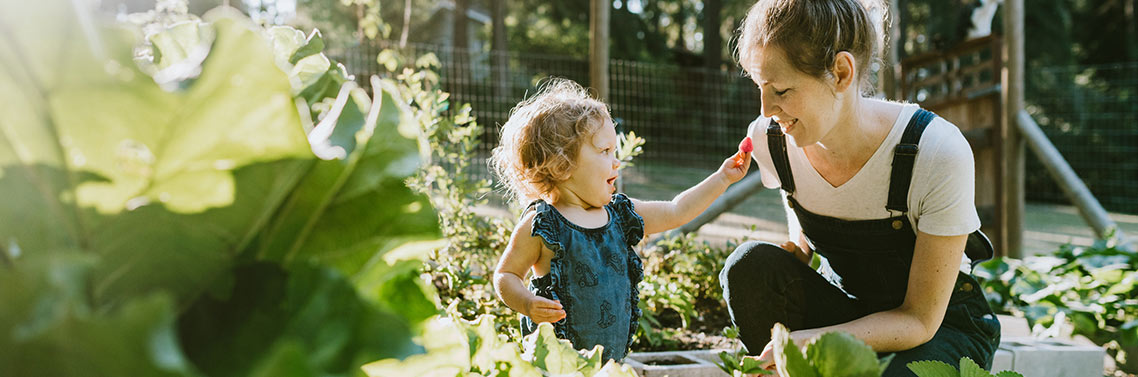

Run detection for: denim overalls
[[720, 109, 1001, 376], [520, 193, 645, 362]]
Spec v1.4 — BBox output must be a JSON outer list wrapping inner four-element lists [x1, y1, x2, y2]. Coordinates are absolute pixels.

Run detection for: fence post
[[1001, 0, 1025, 258], [590, 0, 609, 101]]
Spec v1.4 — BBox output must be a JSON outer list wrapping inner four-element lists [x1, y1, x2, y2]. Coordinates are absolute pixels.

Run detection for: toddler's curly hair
[[490, 78, 610, 205]]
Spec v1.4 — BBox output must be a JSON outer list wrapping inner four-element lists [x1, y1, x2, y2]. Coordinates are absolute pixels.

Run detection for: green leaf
[[267, 26, 307, 65], [993, 371, 1024, 377], [361, 316, 470, 377], [806, 331, 883, 377], [523, 322, 581, 375], [906, 360, 959, 377], [0, 2, 437, 376], [771, 323, 818, 377], [149, 20, 212, 72], [0, 251, 194, 376], [289, 29, 326, 65], [958, 357, 992, 377], [178, 263, 420, 377]]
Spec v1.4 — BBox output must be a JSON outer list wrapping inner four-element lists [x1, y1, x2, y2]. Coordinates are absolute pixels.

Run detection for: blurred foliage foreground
[[0, 1, 640, 375]]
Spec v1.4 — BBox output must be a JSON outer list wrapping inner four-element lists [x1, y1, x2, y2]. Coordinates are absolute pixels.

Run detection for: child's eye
[[775, 88, 790, 96]]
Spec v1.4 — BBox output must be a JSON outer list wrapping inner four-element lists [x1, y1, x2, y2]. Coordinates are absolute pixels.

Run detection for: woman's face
[[748, 45, 841, 147]]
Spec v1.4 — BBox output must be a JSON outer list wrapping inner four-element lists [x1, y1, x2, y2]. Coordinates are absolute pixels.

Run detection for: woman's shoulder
[[745, 116, 783, 189], [920, 114, 974, 161]]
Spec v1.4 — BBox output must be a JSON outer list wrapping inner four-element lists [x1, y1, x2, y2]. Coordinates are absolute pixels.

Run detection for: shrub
[[975, 233, 1137, 372]]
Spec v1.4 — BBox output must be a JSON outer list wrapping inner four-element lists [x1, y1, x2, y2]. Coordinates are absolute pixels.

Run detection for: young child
[[489, 78, 751, 361]]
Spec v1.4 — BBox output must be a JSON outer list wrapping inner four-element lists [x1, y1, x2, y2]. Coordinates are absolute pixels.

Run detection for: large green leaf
[[0, 251, 194, 376], [0, 0, 438, 376], [906, 360, 959, 377], [771, 323, 818, 377], [806, 331, 887, 377], [177, 263, 419, 377]]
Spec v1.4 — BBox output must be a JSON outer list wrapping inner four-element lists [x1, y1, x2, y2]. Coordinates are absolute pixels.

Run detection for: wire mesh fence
[[335, 41, 761, 181], [335, 40, 1138, 215], [1025, 62, 1138, 214]]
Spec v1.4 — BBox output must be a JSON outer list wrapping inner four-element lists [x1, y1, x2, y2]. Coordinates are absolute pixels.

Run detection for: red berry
[[739, 136, 754, 154]]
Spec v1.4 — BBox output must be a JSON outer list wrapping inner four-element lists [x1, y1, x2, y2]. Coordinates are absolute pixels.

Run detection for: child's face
[[748, 45, 842, 147], [556, 117, 620, 209]]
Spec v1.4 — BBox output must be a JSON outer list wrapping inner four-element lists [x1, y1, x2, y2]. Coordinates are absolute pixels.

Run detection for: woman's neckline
[[801, 102, 912, 190]]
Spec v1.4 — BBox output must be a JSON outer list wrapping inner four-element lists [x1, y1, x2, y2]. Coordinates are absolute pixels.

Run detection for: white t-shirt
[[746, 104, 981, 238]]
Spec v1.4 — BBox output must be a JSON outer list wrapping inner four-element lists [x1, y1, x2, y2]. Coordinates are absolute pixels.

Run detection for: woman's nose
[[760, 91, 778, 118]]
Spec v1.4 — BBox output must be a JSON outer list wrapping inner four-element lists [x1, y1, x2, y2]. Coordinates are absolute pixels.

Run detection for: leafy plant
[[908, 357, 1023, 377], [717, 325, 773, 376], [362, 314, 639, 377], [383, 50, 520, 338], [975, 233, 1137, 372], [0, 1, 437, 376], [635, 232, 742, 350], [769, 323, 893, 377]]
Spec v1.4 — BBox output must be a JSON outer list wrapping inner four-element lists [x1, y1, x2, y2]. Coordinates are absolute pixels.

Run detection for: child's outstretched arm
[[492, 211, 567, 323], [632, 146, 752, 234]]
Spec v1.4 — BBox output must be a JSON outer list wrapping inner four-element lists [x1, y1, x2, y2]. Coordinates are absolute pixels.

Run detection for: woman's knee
[[720, 241, 801, 288]]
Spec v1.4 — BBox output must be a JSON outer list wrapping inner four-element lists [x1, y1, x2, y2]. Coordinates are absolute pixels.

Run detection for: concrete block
[[625, 350, 729, 377], [997, 336, 1105, 377]]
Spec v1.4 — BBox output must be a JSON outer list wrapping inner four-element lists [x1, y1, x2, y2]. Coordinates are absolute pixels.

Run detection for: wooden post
[[881, 0, 900, 99], [1001, 0, 1025, 258], [491, 0, 508, 98], [590, 0, 609, 101]]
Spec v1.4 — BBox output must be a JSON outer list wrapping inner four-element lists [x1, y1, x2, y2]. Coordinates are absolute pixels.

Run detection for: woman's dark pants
[[719, 241, 1001, 377]]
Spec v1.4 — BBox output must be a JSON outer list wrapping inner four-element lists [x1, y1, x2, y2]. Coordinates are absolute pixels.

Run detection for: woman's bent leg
[[719, 241, 861, 354]]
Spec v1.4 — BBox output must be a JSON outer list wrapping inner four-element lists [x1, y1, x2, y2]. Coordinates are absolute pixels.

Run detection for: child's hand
[[718, 136, 753, 183], [525, 296, 566, 323], [719, 152, 752, 183]]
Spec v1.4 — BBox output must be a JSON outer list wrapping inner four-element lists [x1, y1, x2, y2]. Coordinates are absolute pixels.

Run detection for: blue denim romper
[[722, 109, 1001, 376], [520, 193, 645, 361]]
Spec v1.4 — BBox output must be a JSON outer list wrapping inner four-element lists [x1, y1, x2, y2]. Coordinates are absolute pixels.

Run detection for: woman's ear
[[832, 51, 856, 93]]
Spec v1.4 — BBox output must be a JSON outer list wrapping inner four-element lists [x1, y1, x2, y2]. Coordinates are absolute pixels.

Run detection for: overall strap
[[886, 109, 937, 213], [766, 118, 796, 195]]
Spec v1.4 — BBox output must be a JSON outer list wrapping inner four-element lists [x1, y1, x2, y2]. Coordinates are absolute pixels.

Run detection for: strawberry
[[739, 136, 754, 153], [734, 136, 753, 167]]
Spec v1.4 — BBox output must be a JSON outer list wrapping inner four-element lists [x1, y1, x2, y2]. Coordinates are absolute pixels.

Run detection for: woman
[[720, 0, 1000, 375]]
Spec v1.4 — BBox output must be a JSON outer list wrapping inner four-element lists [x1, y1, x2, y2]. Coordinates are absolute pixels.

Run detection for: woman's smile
[[779, 118, 798, 134]]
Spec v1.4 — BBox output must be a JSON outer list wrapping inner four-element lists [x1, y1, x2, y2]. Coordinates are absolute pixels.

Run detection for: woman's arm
[[785, 231, 967, 351], [632, 151, 750, 234], [492, 212, 566, 323]]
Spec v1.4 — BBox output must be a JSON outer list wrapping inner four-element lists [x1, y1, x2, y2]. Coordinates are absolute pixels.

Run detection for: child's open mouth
[[606, 176, 617, 187]]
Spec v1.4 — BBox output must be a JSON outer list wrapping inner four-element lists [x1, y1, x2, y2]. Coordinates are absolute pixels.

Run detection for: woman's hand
[[525, 295, 566, 323], [780, 240, 811, 265], [747, 329, 818, 373]]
